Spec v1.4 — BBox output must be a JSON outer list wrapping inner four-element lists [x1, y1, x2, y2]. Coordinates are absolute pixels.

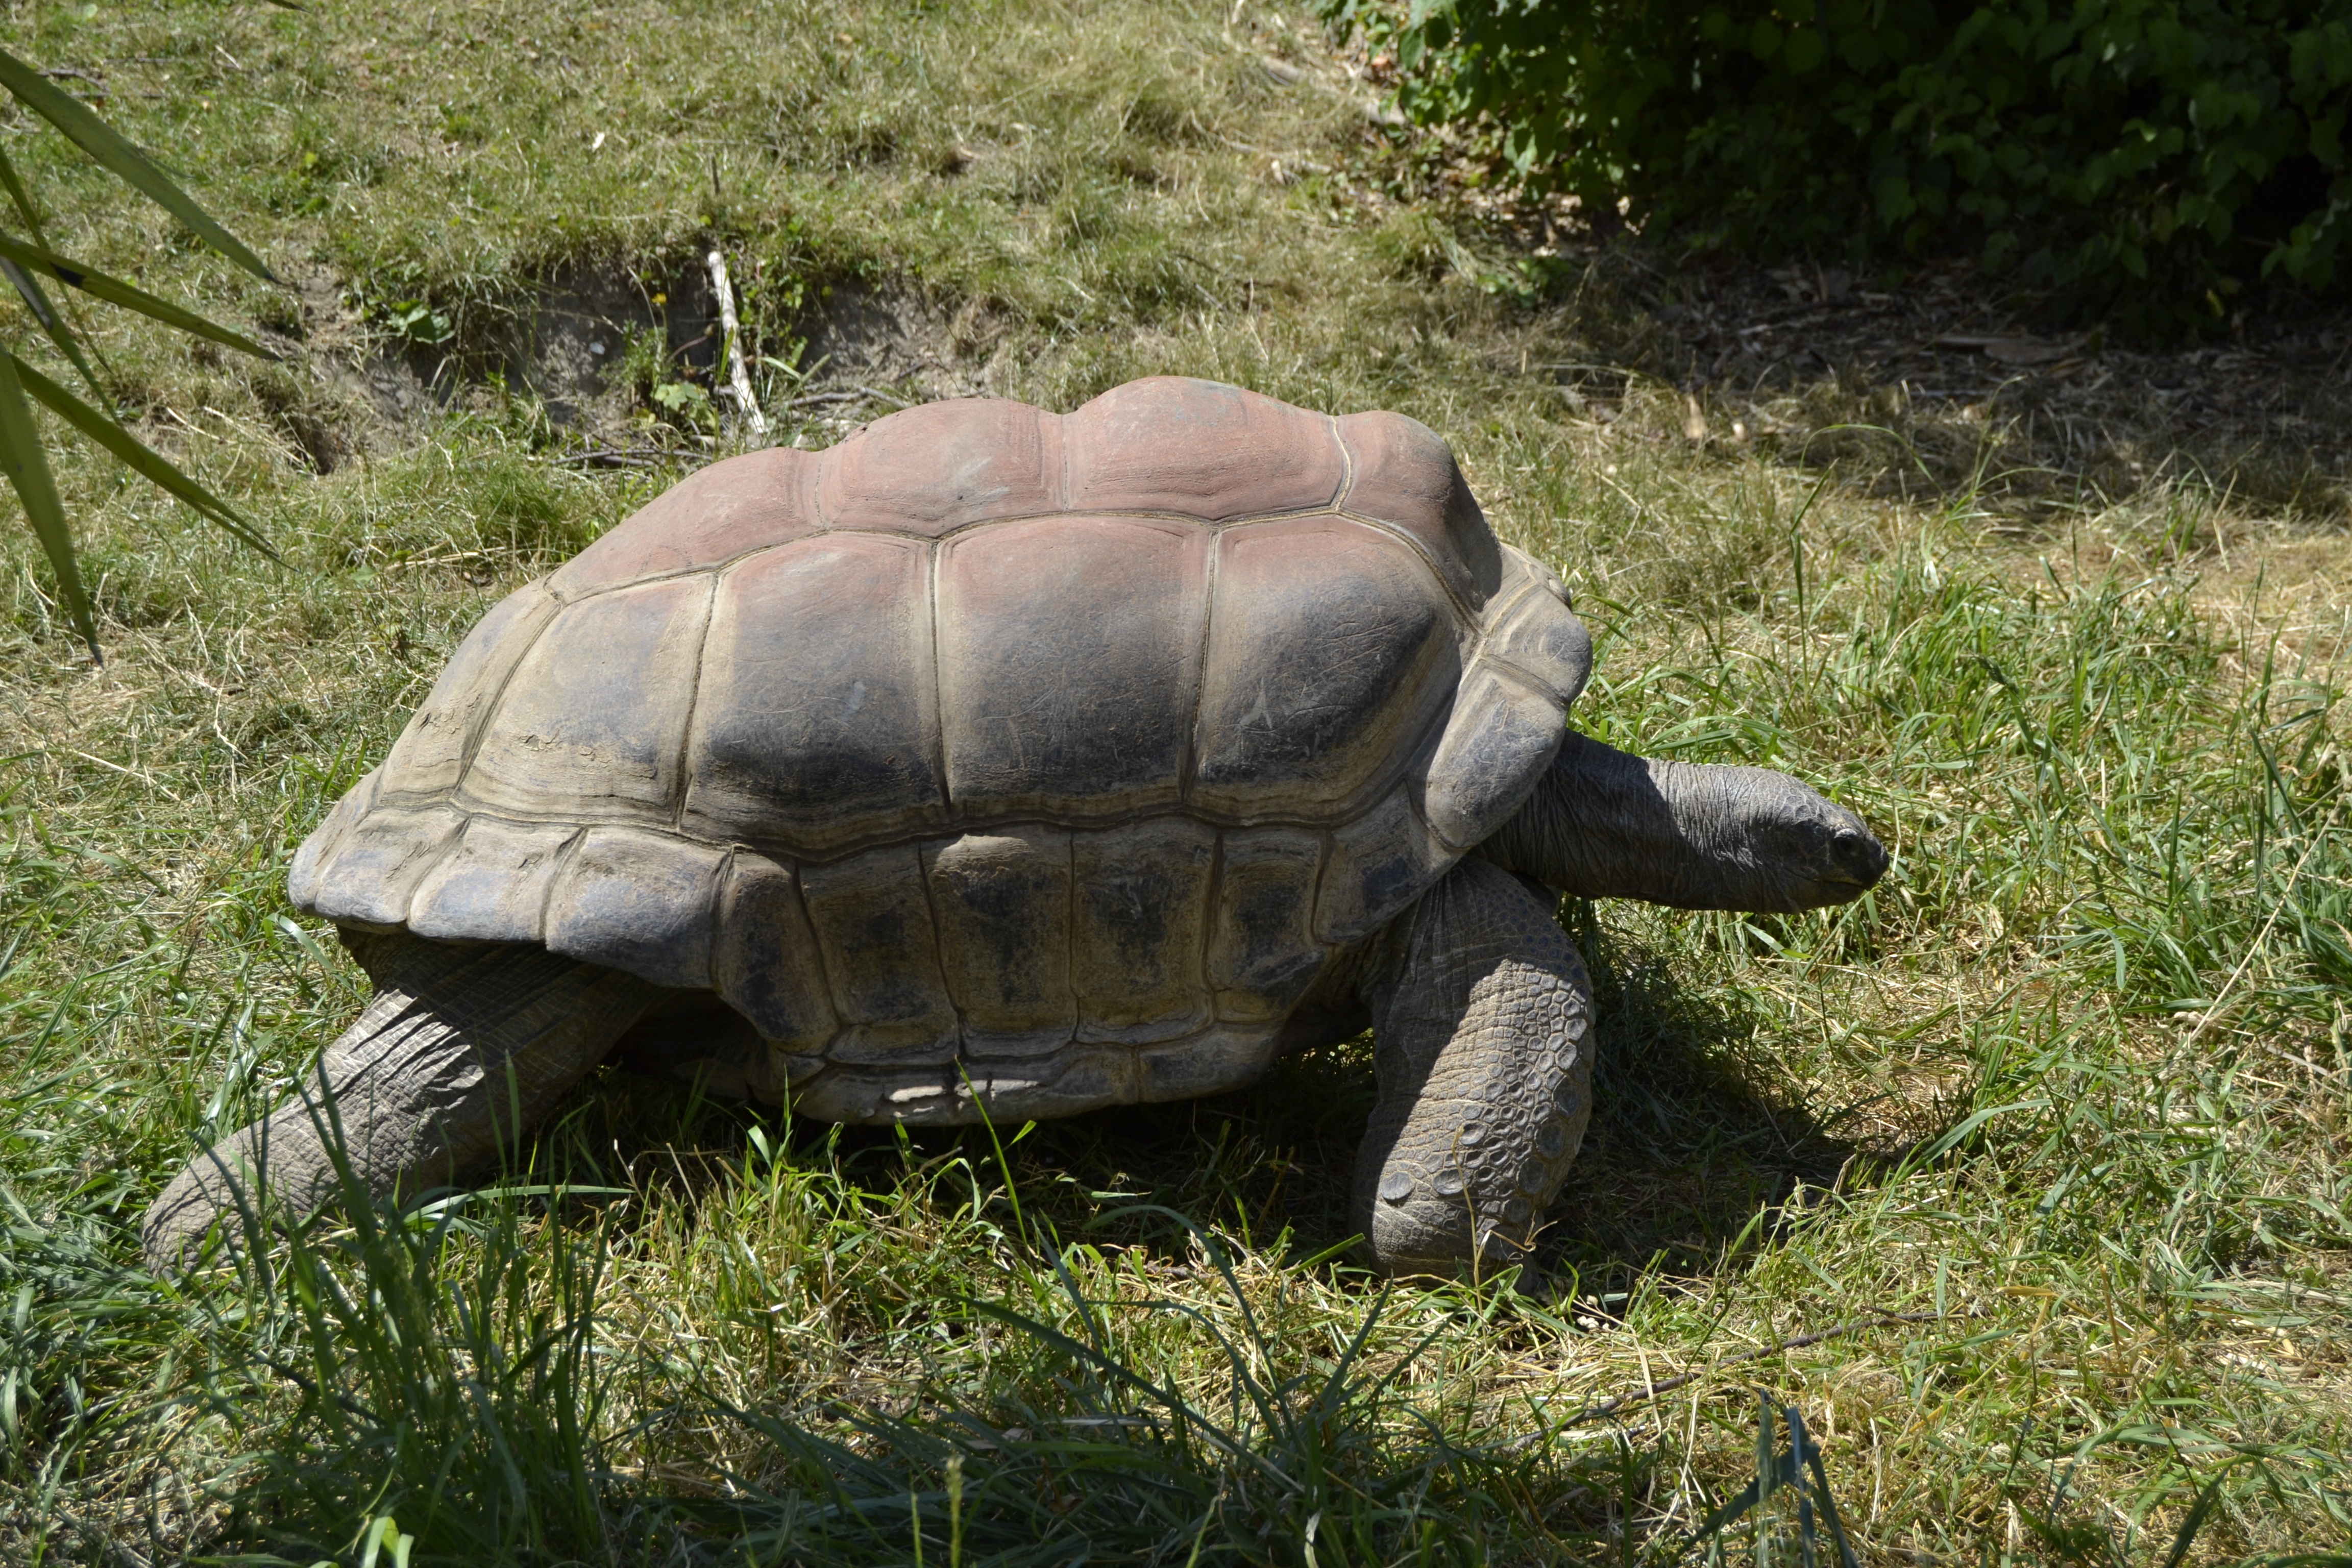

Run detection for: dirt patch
[[480, 262, 720, 429], [795, 280, 994, 400], [260, 263, 1011, 461], [1557, 249, 2352, 519]]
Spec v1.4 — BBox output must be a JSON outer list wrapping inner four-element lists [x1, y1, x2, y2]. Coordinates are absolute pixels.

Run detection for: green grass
[[2, 1, 2349, 1562]]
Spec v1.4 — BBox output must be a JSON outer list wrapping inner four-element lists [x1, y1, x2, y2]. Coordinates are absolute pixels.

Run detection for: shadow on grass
[[185, 1102, 1649, 1567], [554, 905, 1857, 1306], [1548, 913, 1861, 1296]]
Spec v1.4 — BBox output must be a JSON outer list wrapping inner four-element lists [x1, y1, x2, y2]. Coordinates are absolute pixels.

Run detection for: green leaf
[[0, 343, 96, 656], [0, 257, 104, 400], [0, 139, 54, 248], [10, 351, 276, 559], [0, 231, 274, 360], [0, 146, 107, 399], [0, 47, 275, 283], [0, 150, 107, 402]]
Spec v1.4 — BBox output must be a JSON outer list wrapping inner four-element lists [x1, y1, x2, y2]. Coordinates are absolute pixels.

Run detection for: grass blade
[[2160, 1468, 2233, 1568], [1694, 1477, 1763, 1541], [0, 335, 94, 655], [0, 230, 274, 359], [0, 47, 275, 282], [11, 351, 277, 558], [1797, 1412, 1863, 1568]]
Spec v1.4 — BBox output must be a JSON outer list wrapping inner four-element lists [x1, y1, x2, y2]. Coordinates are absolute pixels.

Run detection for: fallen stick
[[705, 249, 768, 440], [781, 385, 918, 412]]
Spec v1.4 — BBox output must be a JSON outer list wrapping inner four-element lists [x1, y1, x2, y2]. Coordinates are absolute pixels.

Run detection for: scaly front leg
[[1354, 860, 1595, 1276]]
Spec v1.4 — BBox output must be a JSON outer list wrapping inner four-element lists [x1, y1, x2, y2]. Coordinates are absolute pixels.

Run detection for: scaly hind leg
[[1354, 859, 1595, 1277], [142, 932, 658, 1269]]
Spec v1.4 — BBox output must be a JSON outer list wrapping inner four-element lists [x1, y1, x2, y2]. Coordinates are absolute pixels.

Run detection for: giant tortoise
[[143, 377, 1887, 1274]]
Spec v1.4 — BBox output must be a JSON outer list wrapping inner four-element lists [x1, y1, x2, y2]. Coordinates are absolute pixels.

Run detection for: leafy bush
[[1331, 0, 2352, 327]]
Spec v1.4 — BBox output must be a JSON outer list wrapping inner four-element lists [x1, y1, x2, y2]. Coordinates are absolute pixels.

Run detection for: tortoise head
[[1712, 772, 1890, 911], [1477, 731, 1890, 914]]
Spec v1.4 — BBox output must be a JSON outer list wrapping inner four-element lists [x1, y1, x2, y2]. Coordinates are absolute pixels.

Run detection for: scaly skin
[[142, 936, 655, 1268], [1478, 730, 1890, 912], [1351, 860, 1595, 1275]]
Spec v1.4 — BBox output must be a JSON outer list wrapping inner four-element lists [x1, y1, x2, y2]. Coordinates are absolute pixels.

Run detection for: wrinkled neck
[[1477, 731, 1785, 911]]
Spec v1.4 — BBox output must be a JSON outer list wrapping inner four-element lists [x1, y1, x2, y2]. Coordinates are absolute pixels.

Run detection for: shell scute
[[1071, 818, 1217, 1045], [464, 576, 713, 821], [1206, 828, 1327, 1020], [1482, 586, 1593, 700], [818, 399, 1056, 535], [680, 534, 945, 851], [1336, 411, 1504, 609], [797, 843, 959, 1065], [1137, 1030, 1277, 1102], [1064, 377, 1344, 520], [552, 448, 819, 595], [379, 583, 559, 803], [925, 828, 1076, 1058], [1420, 666, 1570, 851], [288, 772, 376, 913], [305, 802, 462, 931], [1191, 517, 1460, 818], [713, 853, 836, 1051], [545, 827, 727, 990], [936, 517, 1206, 820], [1315, 786, 1453, 944], [407, 816, 578, 944]]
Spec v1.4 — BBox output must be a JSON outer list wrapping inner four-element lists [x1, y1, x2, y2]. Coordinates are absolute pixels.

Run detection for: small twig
[[39, 68, 105, 88], [780, 384, 916, 413], [705, 249, 768, 440], [549, 446, 694, 471], [1513, 1306, 1995, 1445]]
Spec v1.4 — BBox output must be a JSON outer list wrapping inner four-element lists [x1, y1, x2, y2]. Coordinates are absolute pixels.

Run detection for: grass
[[0, 0, 2349, 1562]]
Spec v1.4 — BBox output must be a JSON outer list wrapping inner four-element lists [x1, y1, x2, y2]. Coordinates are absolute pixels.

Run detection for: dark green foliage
[[1332, 0, 2352, 327]]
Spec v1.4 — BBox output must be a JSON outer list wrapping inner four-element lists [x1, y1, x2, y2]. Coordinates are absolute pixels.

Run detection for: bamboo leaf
[[0, 231, 274, 359], [0, 345, 96, 656], [11, 352, 276, 559], [0, 48, 275, 282], [0, 149, 106, 398], [2, 258, 105, 399], [0, 141, 52, 247]]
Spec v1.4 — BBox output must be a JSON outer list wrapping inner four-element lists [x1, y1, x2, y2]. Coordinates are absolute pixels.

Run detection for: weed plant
[[0, 1, 2347, 1563]]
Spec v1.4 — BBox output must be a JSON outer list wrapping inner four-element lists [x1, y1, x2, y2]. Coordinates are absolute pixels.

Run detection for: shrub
[[1330, 0, 2352, 328]]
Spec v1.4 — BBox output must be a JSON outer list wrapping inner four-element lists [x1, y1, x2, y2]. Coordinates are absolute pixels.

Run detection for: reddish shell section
[[549, 378, 1375, 599], [1336, 410, 1502, 609], [819, 398, 1059, 534], [553, 448, 819, 594], [1062, 377, 1345, 519]]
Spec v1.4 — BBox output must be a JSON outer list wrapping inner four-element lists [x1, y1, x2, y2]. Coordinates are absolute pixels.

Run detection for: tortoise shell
[[288, 378, 1592, 1123]]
